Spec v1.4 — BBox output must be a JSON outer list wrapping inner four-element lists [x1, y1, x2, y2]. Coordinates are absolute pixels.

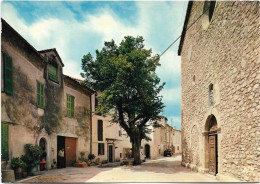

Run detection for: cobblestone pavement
[[19, 155, 218, 183]]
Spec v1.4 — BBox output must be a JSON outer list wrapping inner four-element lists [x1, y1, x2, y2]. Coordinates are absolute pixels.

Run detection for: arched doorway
[[205, 115, 218, 175], [39, 138, 47, 171], [145, 144, 150, 159]]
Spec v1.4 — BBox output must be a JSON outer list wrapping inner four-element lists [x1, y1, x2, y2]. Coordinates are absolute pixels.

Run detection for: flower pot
[[22, 171, 27, 178], [15, 167, 23, 179], [29, 165, 39, 176]]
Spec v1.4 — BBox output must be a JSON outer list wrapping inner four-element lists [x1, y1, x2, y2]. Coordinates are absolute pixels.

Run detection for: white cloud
[[160, 87, 181, 104], [167, 116, 181, 130]]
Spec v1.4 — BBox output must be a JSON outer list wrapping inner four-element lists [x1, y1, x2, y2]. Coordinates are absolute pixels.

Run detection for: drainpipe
[[90, 93, 93, 154]]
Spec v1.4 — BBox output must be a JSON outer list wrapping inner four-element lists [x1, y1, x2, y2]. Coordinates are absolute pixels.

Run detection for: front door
[[109, 145, 113, 162], [65, 137, 77, 166], [209, 135, 217, 175]]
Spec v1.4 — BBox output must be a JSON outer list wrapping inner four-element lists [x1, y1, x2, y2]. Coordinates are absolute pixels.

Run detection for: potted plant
[[88, 153, 96, 166], [11, 157, 27, 179], [23, 144, 43, 175]]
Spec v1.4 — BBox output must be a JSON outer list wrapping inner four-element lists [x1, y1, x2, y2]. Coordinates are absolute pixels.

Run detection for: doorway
[[108, 145, 113, 162], [145, 144, 150, 158], [57, 136, 65, 168], [39, 138, 47, 171], [205, 115, 218, 175]]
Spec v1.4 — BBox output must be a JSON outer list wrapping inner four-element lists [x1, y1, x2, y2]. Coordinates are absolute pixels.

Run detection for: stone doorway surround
[[37, 130, 51, 170]]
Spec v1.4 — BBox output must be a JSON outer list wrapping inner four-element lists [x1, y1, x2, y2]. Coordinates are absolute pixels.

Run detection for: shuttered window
[[48, 64, 58, 83], [4, 53, 13, 95], [98, 143, 104, 155], [98, 120, 103, 141], [1, 123, 9, 160], [37, 81, 45, 109], [66, 94, 74, 117]]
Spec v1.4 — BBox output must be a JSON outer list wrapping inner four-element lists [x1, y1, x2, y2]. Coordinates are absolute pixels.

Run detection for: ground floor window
[[1, 123, 9, 160], [98, 143, 104, 155]]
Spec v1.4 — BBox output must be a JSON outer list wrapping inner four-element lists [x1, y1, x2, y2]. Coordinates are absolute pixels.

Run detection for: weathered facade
[[172, 129, 182, 154], [1, 19, 94, 170], [178, 1, 259, 182]]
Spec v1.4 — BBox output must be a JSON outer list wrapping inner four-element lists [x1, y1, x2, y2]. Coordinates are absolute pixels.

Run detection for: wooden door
[[209, 135, 216, 175], [65, 137, 77, 166], [109, 145, 113, 162]]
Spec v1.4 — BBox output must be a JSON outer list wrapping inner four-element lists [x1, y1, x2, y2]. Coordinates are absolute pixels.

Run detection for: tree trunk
[[132, 135, 141, 165]]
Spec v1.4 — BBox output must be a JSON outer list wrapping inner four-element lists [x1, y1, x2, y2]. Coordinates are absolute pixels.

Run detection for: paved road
[[20, 155, 218, 183]]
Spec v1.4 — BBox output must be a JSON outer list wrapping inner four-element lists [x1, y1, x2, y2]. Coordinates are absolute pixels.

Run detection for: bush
[[122, 160, 129, 165], [11, 157, 27, 169], [101, 160, 108, 164], [23, 144, 43, 168], [88, 154, 96, 161]]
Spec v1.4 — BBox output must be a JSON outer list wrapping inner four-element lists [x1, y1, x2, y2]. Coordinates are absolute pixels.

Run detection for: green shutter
[[71, 96, 74, 117], [66, 94, 74, 117], [37, 81, 44, 109], [1, 123, 9, 160], [4, 53, 13, 95], [48, 64, 58, 82]]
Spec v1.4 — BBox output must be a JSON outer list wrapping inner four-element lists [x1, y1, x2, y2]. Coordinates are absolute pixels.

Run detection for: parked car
[[164, 149, 172, 157]]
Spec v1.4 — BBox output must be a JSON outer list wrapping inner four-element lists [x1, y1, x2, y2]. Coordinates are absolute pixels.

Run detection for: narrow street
[[19, 155, 218, 183]]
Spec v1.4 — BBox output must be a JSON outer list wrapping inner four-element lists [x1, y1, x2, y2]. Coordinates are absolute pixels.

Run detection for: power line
[[159, 6, 210, 58]]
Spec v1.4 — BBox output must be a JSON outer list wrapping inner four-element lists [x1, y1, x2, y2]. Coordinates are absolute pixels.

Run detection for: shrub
[[23, 144, 43, 168], [122, 160, 129, 165], [11, 157, 27, 169], [101, 160, 108, 164], [88, 153, 96, 161]]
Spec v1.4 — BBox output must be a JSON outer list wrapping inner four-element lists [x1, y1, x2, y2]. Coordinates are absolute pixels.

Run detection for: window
[[119, 130, 122, 136], [202, 1, 216, 29], [209, 84, 214, 106], [37, 81, 45, 109], [177, 146, 179, 151], [3, 52, 13, 95], [1, 123, 9, 160], [98, 143, 104, 155], [66, 94, 75, 117], [98, 120, 103, 141], [48, 64, 58, 83], [120, 153, 122, 158]]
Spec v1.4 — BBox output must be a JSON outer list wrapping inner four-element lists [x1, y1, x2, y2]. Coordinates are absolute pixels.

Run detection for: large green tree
[[81, 36, 165, 165]]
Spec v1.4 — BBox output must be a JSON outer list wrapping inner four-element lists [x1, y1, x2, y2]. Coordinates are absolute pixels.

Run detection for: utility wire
[[159, 6, 210, 58]]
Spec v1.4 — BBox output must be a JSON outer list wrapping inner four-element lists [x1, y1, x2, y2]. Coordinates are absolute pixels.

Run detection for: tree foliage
[[81, 36, 165, 164]]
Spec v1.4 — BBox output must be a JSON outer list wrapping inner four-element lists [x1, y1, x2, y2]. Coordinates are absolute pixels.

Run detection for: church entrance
[[205, 115, 218, 175]]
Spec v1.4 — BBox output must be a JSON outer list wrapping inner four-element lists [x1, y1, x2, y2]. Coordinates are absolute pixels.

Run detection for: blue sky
[[1, 1, 188, 130]]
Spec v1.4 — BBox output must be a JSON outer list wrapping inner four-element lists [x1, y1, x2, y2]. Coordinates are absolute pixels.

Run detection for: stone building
[[178, 1, 259, 182], [1, 19, 94, 170], [172, 129, 182, 154], [91, 93, 132, 163]]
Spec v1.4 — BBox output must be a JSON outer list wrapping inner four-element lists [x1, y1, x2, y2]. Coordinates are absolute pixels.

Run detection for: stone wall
[[180, 1, 259, 182]]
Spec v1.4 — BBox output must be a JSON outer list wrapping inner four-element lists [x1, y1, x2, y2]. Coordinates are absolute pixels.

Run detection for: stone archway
[[37, 131, 51, 170], [204, 114, 218, 175]]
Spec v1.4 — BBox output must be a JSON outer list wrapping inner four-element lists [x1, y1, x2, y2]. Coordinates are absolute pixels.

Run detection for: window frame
[[1, 123, 9, 160], [98, 143, 104, 155], [48, 64, 58, 83], [66, 94, 75, 117], [36, 80, 45, 109], [3, 52, 13, 95], [98, 120, 103, 141]]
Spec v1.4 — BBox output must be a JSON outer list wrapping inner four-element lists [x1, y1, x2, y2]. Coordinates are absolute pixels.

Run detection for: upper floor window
[[2, 52, 13, 95], [37, 81, 45, 109], [66, 94, 75, 117], [98, 120, 103, 141], [209, 84, 214, 106], [202, 1, 216, 29], [48, 64, 58, 83]]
